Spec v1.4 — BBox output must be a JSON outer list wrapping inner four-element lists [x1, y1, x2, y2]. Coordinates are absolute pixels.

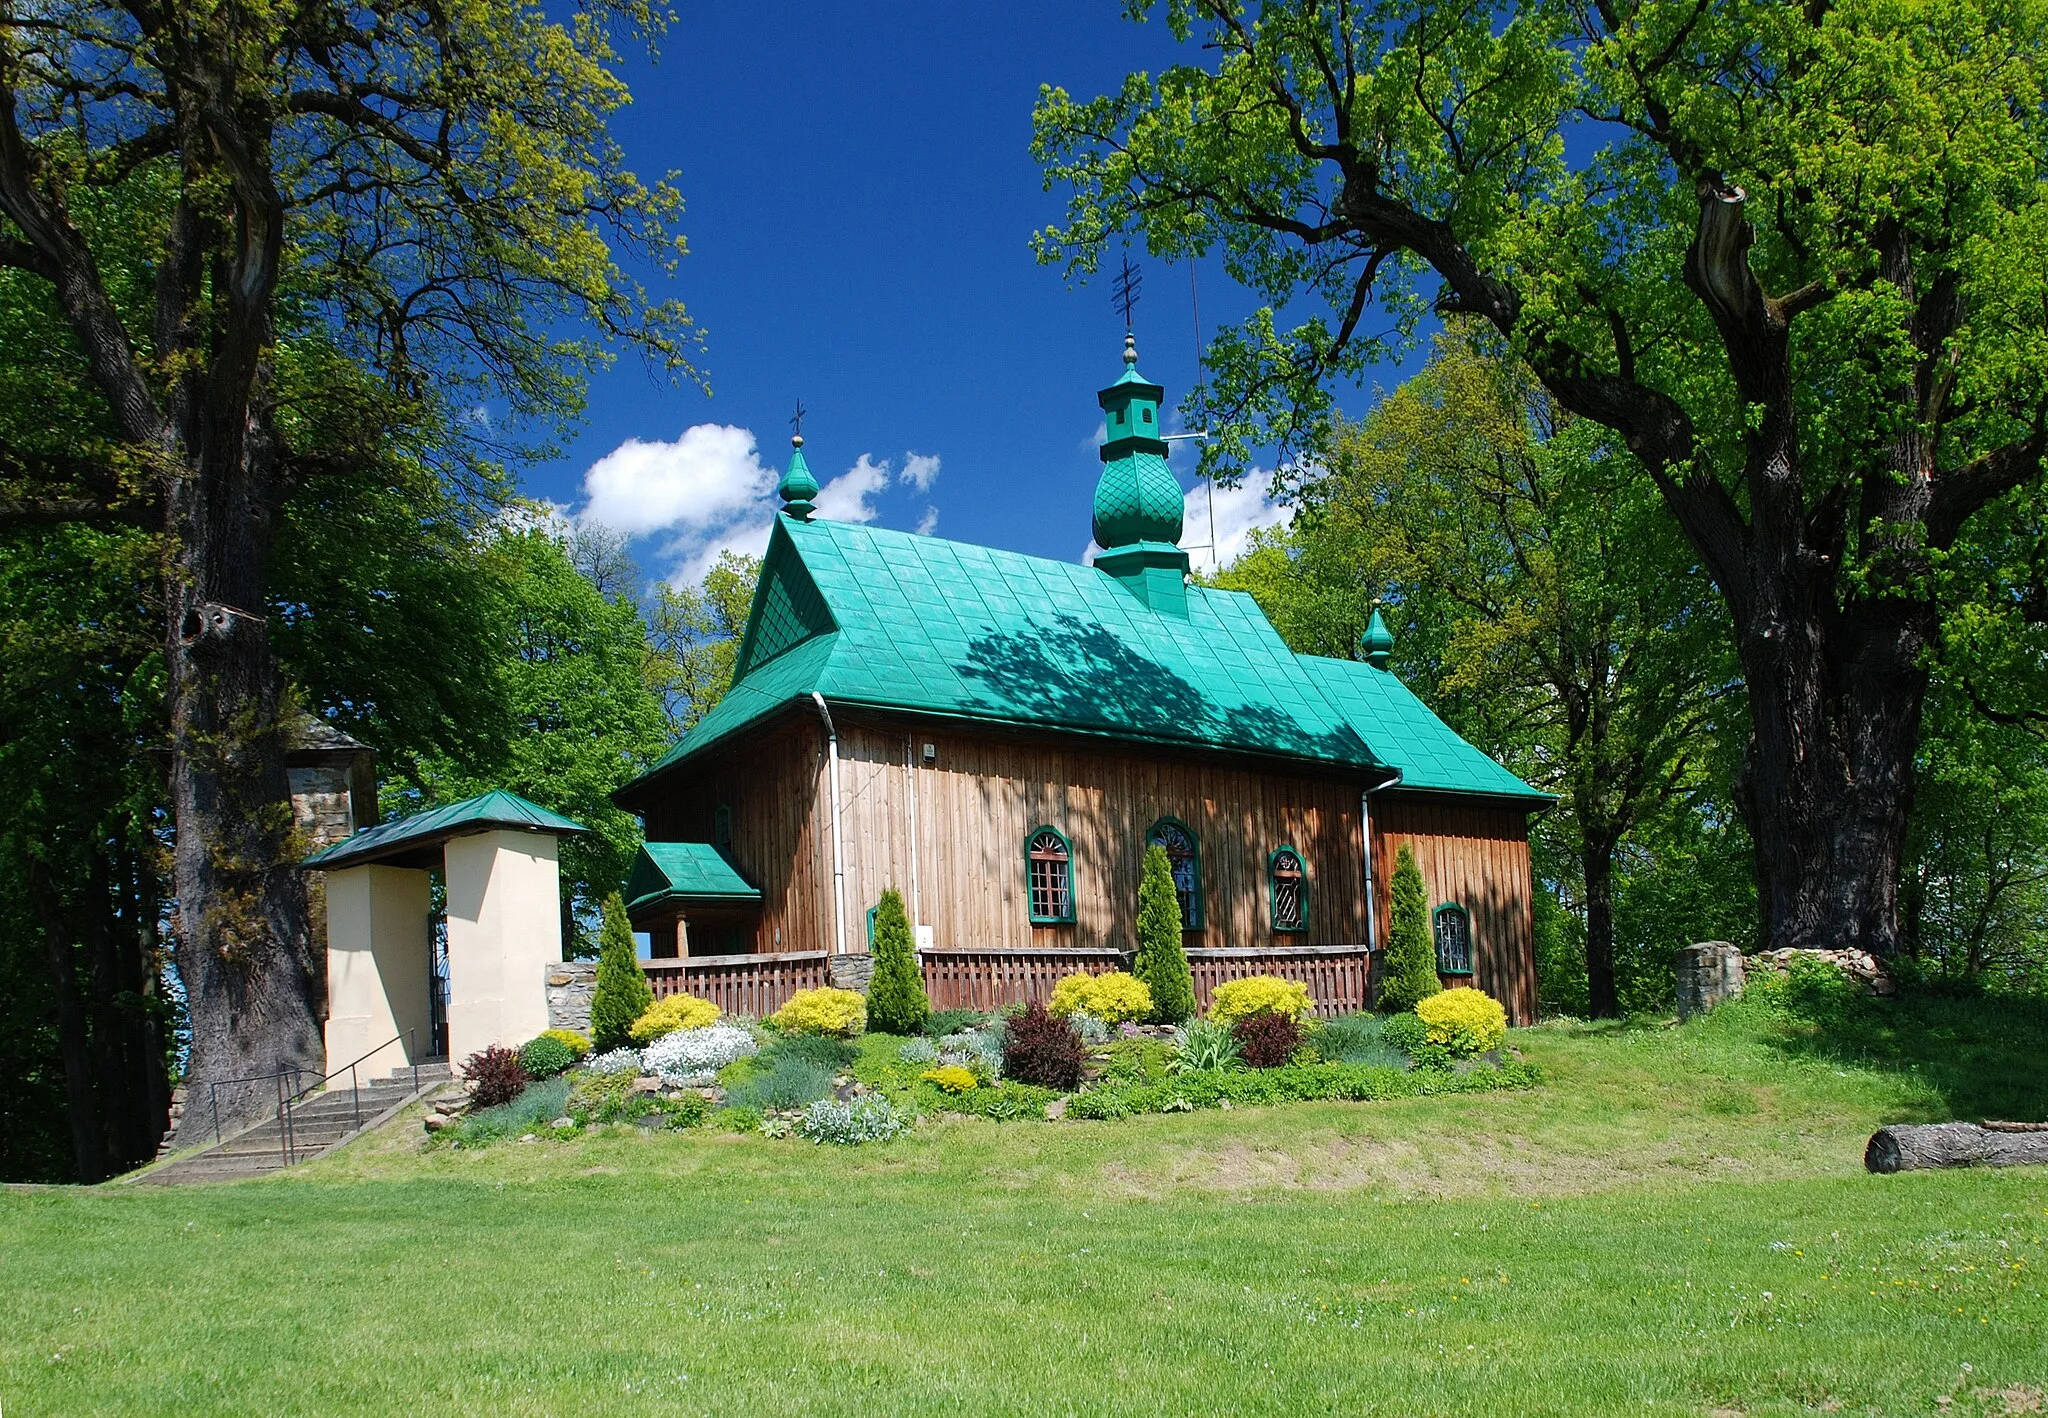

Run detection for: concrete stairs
[[138, 1061, 452, 1186]]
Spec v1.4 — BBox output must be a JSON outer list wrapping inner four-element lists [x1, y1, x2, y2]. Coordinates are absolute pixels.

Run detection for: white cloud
[[815, 454, 890, 524], [664, 517, 775, 588], [1181, 475, 1293, 573], [900, 452, 941, 491], [914, 505, 940, 536], [579, 424, 776, 539]]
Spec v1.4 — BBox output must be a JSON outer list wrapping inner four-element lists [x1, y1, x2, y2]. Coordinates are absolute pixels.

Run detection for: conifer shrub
[[923, 1008, 988, 1039], [1132, 843, 1196, 1023], [589, 891, 653, 1052], [770, 986, 867, 1037], [1230, 1011, 1306, 1068], [627, 992, 720, 1044], [919, 1064, 979, 1094], [865, 887, 930, 1035], [459, 1045, 529, 1109], [1379, 845, 1443, 1013], [1001, 1001, 1085, 1090]]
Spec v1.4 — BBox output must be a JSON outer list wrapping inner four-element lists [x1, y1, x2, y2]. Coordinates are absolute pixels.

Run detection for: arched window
[[1026, 827, 1074, 924], [713, 804, 733, 847], [1269, 847, 1308, 932], [1434, 903, 1474, 976], [1146, 818, 1203, 929]]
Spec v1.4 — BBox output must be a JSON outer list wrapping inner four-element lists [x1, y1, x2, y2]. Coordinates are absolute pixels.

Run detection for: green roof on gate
[[302, 788, 587, 870], [624, 842, 762, 915], [1295, 655, 1553, 802], [615, 512, 1392, 801]]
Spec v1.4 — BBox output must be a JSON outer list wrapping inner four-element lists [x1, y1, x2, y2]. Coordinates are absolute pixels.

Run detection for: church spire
[[777, 431, 819, 521], [1091, 333, 1189, 613]]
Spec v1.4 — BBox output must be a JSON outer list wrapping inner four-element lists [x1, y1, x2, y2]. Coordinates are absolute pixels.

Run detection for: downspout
[[812, 692, 849, 956], [1361, 770, 1403, 954], [904, 734, 922, 933]]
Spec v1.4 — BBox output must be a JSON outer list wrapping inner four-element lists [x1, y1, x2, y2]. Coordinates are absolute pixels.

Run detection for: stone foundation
[[827, 953, 874, 993], [545, 961, 597, 1033]]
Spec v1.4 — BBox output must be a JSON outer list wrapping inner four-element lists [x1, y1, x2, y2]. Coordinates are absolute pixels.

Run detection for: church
[[613, 336, 1551, 1022]]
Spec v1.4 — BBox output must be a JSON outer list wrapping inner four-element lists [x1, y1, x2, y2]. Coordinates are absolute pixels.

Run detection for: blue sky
[[529, 3, 1393, 586]]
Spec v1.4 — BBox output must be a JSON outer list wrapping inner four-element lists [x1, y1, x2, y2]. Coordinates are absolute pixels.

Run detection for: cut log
[[1865, 1122, 2048, 1173]]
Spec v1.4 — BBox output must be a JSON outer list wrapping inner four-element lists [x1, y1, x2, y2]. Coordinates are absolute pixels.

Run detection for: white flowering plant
[[798, 1095, 909, 1145], [583, 1047, 642, 1076], [643, 1022, 758, 1085]]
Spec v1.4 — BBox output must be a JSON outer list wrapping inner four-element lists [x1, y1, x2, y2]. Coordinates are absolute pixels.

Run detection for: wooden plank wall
[[1370, 793, 1537, 1024], [830, 716, 1369, 953]]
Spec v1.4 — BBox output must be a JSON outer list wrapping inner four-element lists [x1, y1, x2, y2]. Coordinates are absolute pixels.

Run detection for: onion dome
[[777, 433, 819, 521], [1091, 334, 1184, 550], [1361, 608, 1395, 669]]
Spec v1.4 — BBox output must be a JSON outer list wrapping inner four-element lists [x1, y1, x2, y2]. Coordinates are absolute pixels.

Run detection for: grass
[[2, 991, 2044, 1416]]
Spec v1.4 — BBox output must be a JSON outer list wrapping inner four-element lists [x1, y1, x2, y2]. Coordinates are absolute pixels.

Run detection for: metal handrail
[[204, 1031, 418, 1167], [279, 1030, 419, 1164]]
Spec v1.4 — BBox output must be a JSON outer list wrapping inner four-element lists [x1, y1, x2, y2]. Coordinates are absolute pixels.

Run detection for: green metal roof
[[1295, 655, 1553, 803], [618, 514, 1391, 802], [303, 789, 587, 870], [624, 842, 762, 915]]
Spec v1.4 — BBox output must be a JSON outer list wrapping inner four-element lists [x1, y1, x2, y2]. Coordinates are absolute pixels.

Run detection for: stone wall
[[1747, 947, 1895, 995], [1674, 941, 1745, 1020], [545, 961, 597, 1034]]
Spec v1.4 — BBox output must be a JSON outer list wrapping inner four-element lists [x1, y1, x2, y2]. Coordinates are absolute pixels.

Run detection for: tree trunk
[[1866, 1122, 2048, 1173], [165, 414, 323, 1145], [1735, 586, 1928, 957], [1582, 837, 1620, 1019], [30, 866, 106, 1183]]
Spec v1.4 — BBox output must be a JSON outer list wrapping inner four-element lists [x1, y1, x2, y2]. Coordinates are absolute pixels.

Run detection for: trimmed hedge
[[1063, 1059, 1540, 1120]]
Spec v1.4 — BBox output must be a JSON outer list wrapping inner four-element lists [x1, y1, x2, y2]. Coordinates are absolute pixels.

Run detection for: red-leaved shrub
[[1002, 1001, 1084, 1090], [1230, 1012, 1305, 1069], [460, 1045, 530, 1108]]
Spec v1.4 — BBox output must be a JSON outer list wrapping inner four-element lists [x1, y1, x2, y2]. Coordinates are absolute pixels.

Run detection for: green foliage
[[1065, 1059, 1539, 1121], [1379, 847, 1442, 1013], [758, 1034, 858, 1073], [723, 1055, 836, 1112], [588, 893, 652, 1053], [446, 1077, 573, 1147], [1132, 844, 1196, 1023], [1532, 883, 1590, 1018], [919, 1065, 979, 1095], [865, 888, 930, 1036], [1170, 1018, 1242, 1073], [645, 551, 762, 733], [1309, 1013, 1409, 1071], [518, 1036, 578, 1079], [1379, 1012, 1427, 1057], [923, 1009, 991, 1039]]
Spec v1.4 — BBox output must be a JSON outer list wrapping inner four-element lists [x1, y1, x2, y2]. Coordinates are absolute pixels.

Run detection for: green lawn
[[4, 994, 2044, 1416]]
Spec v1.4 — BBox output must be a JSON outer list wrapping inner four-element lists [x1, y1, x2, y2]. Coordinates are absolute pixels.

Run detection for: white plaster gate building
[[303, 790, 586, 1078]]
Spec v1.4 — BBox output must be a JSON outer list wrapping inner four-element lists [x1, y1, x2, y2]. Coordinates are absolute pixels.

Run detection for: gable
[[732, 525, 836, 677]]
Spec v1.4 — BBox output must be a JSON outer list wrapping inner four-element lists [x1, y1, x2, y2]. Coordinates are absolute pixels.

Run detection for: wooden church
[[613, 336, 1551, 1022]]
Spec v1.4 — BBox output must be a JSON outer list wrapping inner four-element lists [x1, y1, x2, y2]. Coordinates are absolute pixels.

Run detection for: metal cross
[[1113, 254, 1142, 330], [790, 399, 806, 439]]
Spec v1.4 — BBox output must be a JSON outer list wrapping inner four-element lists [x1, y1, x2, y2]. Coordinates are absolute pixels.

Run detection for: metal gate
[[427, 911, 450, 1058]]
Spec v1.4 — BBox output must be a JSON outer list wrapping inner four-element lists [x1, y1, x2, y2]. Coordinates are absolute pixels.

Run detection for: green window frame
[[1026, 826, 1075, 924], [1268, 846, 1308, 933], [1433, 903, 1474, 976], [1146, 817, 1203, 929]]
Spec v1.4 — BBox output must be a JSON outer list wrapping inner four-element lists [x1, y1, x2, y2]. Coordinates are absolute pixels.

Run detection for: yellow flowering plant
[[628, 992, 722, 1045], [1415, 987, 1508, 1056], [1048, 970, 1155, 1025], [1208, 975, 1315, 1025], [920, 1064, 979, 1094], [770, 986, 868, 1038], [539, 1028, 591, 1059]]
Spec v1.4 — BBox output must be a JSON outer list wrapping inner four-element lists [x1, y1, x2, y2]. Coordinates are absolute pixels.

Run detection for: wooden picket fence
[[1184, 945, 1375, 1019], [916, 947, 1127, 1012], [641, 950, 830, 1017]]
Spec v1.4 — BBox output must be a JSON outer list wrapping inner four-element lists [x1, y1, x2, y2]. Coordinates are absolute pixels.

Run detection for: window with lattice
[[1434, 903, 1474, 976], [1027, 828, 1074, 924], [1147, 819, 1202, 929], [1270, 847, 1307, 932]]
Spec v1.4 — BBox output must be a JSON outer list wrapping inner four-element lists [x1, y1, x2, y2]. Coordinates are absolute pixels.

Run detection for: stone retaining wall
[[545, 961, 597, 1034]]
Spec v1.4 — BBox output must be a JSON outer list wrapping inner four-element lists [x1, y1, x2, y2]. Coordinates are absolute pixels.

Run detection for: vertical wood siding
[[1370, 794, 1538, 1024]]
